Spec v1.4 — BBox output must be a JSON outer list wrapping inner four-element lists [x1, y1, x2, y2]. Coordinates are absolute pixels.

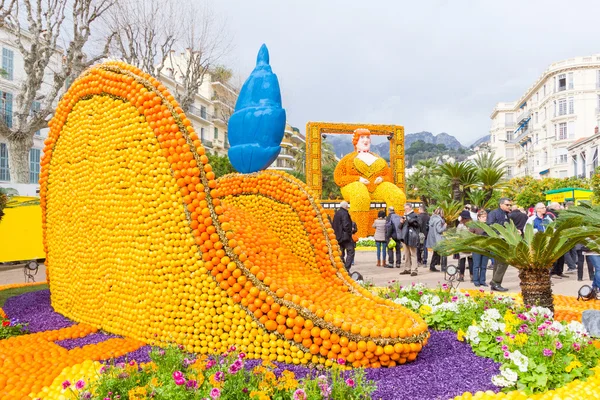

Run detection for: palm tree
[[321, 142, 338, 167], [478, 167, 507, 204], [440, 161, 477, 201], [435, 219, 596, 311], [472, 152, 506, 170], [294, 146, 306, 174], [438, 199, 463, 225]]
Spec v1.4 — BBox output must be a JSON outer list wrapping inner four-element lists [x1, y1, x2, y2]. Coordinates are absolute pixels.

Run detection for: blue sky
[[211, 0, 600, 145]]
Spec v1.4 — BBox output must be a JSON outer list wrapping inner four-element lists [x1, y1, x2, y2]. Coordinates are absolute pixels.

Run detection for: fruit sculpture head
[[227, 44, 286, 173], [41, 61, 428, 369]]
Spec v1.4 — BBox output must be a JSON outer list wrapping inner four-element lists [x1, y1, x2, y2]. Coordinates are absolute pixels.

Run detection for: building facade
[[0, 27, 63, 196], [267, 124, 305, 172], [489, 55, 600, 180], [567, 127, 600, 178]]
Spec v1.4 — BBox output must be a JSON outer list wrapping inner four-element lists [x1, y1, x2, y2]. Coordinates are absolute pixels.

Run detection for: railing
[[201, 139, 213, 148], [511, 127, 530, 144], [188, 105, 212, 121], [516, 110, 531, 125]]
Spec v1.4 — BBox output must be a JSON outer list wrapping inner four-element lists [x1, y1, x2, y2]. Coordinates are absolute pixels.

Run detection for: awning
[[539, 169, 550, 175]]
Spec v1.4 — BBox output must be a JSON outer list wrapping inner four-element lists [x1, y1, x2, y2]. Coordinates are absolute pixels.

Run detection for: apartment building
[[268, 124, 305, 172], [489, 55, 600, 179], [0, 27, 63, 196]]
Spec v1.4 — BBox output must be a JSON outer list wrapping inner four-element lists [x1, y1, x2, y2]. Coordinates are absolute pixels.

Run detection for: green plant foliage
[[503, 176, 591, 208], [206, 152, 236, 179]]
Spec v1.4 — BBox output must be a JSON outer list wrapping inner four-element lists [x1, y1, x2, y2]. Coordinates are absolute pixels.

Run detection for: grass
[[0, 284, 48, 307]]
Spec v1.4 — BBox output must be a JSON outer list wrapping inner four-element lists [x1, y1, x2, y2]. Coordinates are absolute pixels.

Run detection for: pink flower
[[75, 379, 85, 390], [206, 359, 216, 369], [503, 351, 510, 359], [496, 336, 503, 342], [62, 380, 71, 390], [543, 348, 554, 357], [573, 343, 581, 351], [239, 352, 246, 359], [337, 358, 346, 365], [229, 345, 237, 352], [293, 389, 307, 400], [214, 371, 224, 381], [210, 387, 221, 399], [345, 378, 356, 387], [555, 341, 563, 350], [173, 371, 184, 380]]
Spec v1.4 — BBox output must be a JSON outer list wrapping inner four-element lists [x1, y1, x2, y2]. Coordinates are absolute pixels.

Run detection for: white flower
[[526, 306, 553, 320], [508, 350, 529, 372], [500, 367, 518, 383], [565, 321, 588, 339], [491, 374, 513, 387], [466, 325, 482, 344], [546, 321, 564, 336], [482, 308, 502, 321]]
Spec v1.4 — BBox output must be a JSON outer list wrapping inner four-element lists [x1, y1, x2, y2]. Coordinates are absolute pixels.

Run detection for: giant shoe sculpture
[[41, 59, 429, 368]]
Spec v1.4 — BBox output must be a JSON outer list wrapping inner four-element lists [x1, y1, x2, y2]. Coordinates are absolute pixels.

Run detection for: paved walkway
[[0, 253, 589, 298], [349, 250, 589, 297]]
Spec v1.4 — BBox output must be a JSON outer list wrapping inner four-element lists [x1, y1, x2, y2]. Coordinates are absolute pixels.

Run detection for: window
[[31, 101, 41, 136], [593, 148, 598, 172], [506, 131, 514, 141], [558, 98, 567, 116], [553, 100, 557, 117], [506, 166, 512, 177], [544, 151, 548, 165], [1, 48, 13, 80], [535, 133, 538, 144], [505, 148, 514, 159], [536, 92, 539, 102], [568, 72, 574, 89], [543, 84, 546, 97], [505, 113, 514, 126], [214, 127, 218, 139], [200, 127, 205, 140], [200, 106, 207, 120], [558, 74, 566, 91], [573, 156, 578, 177], [555, 148, 568, 164], [568, 121, 575, 138], [535, 112, 538, 123], [0, 91, 12, 128], [597, 70, 600, 88], [568, 97, 574, 114], [0, 143, 9, 181], [29, 148, 40, 183], [558, 122, 567, 140], [224, 131, 229, 149]]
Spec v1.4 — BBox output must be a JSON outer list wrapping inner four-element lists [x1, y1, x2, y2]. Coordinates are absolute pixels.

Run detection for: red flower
[[2, 320, 10, 327]]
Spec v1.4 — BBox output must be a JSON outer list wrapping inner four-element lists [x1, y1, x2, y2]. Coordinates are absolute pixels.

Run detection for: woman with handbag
[[372, 211, 387, 267]]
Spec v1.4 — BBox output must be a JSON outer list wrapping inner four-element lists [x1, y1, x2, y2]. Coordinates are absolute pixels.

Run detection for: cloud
[[210, 0, 600, 144]]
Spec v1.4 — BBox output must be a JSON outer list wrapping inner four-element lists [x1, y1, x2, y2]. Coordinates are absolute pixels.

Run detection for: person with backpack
[[385, 206, 402, 268], [332, 201, 355, 271], [400, 204, 422, 276]]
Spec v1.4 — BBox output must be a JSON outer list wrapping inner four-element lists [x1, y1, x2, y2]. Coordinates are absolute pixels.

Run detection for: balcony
[[511, 127, 530, 144], [516, 110, 531, 126], [213, 138, 225, 149], [188, 105, 211, 122], [201, 139, 213, 148]]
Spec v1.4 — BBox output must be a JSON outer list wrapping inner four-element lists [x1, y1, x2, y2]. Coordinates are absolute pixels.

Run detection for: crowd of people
[[331, 197, 600, 293]]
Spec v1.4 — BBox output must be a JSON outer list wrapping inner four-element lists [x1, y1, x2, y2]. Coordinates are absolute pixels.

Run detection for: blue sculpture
[[227, 44, 286, 173]]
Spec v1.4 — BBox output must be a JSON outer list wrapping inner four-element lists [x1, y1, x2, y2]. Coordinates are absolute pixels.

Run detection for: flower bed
[[1, 286, 600, 399]]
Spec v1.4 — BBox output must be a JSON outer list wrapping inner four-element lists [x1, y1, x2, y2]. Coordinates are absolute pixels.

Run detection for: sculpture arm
[[334, 155, 361, 187], [374, 163, 394, 183]]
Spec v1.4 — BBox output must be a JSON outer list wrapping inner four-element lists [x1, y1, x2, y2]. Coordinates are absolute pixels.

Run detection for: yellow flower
[[457, 329, 466, 342], [419, 305, 432, 315], [250, 390, 271, 400], [149, 377, 160, 387], [262, 359, 276, 369], [514, 334, 528, 346], [128, 386, 147, 400], [253, 366, 267, 375], [264, 371, 277, 382], [565, 359, 582, 372]]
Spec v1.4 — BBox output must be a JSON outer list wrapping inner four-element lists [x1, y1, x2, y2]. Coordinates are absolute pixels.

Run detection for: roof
[[544, 187, 593, 194]]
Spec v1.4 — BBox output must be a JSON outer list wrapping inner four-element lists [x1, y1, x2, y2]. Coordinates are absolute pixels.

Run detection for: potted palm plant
[[435, 218, 594, 311]]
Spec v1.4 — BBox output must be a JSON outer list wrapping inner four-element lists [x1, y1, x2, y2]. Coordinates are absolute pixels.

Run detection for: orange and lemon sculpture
[[40, 59, 428, 369]]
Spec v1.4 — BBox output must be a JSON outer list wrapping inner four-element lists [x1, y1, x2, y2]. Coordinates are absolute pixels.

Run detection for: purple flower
[[82, 392, 91, 399], [228, 364, 239, 374], [116, 362, 125, 369], [517, 313, 527, 321], [100, 365, 108, 374], [242, 388, 248, 393], [543, 348, 554, 357], [345, 378, 356, 387], [206, 359, 216, 369], [75, 379, 85, 390], [62, 380, 71, 389], [183, 358, 194, 367], [214, 371, 224, 381], [186, 380, 197, 389], [555, 341, 563, 350], [210, 387, 221, 399]]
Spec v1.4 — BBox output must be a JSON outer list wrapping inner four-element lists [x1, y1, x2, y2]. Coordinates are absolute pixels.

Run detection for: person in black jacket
[[547, 202, 569, 278], [487, 197, 512, 292], [400, 204, 421, 276], [508, 205, 528, 234], [332, 201, 355, 271], [417, 206, 430, 267]]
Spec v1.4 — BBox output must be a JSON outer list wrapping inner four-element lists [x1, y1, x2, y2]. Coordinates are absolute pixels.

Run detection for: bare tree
[[108, 0, 177, 77], [0, 0, 16, 27], [0, 0, 115, 184], [109, 0, 231, 113], [168, 2, 231, 113], [210, 65, 238, 125]]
